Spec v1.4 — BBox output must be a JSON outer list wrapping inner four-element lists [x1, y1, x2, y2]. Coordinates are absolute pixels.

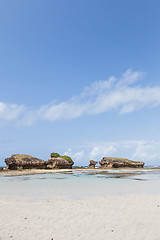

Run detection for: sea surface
[[1, 168, 160, 199]]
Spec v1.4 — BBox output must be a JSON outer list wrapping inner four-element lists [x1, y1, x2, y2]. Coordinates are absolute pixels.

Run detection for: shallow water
[[1, 169, 160, 199]]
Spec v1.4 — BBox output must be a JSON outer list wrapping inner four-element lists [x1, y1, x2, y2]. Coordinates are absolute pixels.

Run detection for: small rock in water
[[158, 205, 159, 207]]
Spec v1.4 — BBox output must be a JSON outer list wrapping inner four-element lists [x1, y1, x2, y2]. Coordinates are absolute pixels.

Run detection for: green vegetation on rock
[[60, 155, 74, 163], [51, 153, 73, 163], [50, 153, 60, 158], [50, 153, 73, 163]]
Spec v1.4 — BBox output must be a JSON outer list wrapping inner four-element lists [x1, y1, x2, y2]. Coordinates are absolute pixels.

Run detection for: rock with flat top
[[5, 154, 45, 170], [99, 157, 144, 168], [46, 157, 74, 169]]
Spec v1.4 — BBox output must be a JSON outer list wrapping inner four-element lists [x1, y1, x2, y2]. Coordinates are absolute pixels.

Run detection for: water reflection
[[2, 168, 160, 182]]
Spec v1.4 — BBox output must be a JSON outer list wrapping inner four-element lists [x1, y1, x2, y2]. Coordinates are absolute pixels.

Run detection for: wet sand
[[0, 167, 159, 177]]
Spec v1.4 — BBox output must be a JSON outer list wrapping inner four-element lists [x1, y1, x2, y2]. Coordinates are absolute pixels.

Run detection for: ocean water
[[1, 169, 160, 200]]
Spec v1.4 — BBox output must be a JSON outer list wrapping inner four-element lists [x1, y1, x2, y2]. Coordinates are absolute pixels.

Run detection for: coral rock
[[46, 157, 74, 169], [5, 154, 45, 170], [88, 160, 98, 169], [99, 157, 144, 168]]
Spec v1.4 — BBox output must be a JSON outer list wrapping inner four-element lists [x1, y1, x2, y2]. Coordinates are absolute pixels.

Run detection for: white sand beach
[[1, 194, 160, 240], [1, 170, 160, 240]]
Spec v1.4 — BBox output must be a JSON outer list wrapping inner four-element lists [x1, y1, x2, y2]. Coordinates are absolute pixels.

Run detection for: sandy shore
[[1, 168, 160, 239], [0, 194, 160, 240], [0, 168, 106, 177], [1, 167, 160, 177], [0, 168, 74, 177]]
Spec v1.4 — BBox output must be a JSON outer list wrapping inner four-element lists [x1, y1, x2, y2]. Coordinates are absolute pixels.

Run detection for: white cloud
[[73, 150, 84, 161], [89, 145, 117, 160], [0, 102, 25, 126], [63, 148, 72, 156], [132, 141, 159, 162], [0, 69, 160, 125], [63, 148, 84, 163], [39, 69, 160, 121], [64, 140, 160, 166], [117, 69, 145, 87]]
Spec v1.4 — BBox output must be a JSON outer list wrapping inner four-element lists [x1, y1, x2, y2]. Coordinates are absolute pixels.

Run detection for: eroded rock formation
[[46, 157, 73, 169], [5, 154, 45, 170], [99, 157, 144, 168], [88, 160, 98, 169], [5, 153, 74, 170], [46, 152, 74, 169]]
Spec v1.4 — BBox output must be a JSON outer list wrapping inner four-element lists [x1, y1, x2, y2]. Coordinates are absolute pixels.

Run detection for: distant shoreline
[[1, 166, 160, 177]]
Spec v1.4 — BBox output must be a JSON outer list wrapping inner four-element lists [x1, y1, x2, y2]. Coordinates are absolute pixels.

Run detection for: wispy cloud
[[87, 140, 160, 163], [0, 102, 25, 126], [59, 140, 160, 165], [89, 145, 117, 160], [38, 69, 160, 120], [0, 69, 160, 126], [132, 141, 159, 162], [64, 148, 84, 163]]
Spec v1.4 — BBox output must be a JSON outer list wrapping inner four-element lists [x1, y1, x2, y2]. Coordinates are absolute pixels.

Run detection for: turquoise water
[[1, 169, 160, 199]]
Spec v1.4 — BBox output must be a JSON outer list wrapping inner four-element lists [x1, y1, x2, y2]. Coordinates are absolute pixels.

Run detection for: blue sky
[[0, 0, 160, 166]]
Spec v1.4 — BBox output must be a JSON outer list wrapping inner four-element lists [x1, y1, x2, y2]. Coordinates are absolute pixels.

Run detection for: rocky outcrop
[[5, 154, 45, 170], [5, 152, 75, 170], [46, 153, 74, 169], [46, 157, 74, 169], [99, 157, 144, 168], [88, 160, 98, 169]]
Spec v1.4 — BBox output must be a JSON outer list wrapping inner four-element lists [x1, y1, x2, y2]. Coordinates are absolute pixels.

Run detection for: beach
[[1, 0, 159, 239], [1, 170, 160, 240], [1, 194, 160, 240]]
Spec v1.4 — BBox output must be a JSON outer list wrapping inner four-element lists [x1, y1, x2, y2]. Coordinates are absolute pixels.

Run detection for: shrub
[[60, 155, 73, 163], [50, 152, 60, 158]]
